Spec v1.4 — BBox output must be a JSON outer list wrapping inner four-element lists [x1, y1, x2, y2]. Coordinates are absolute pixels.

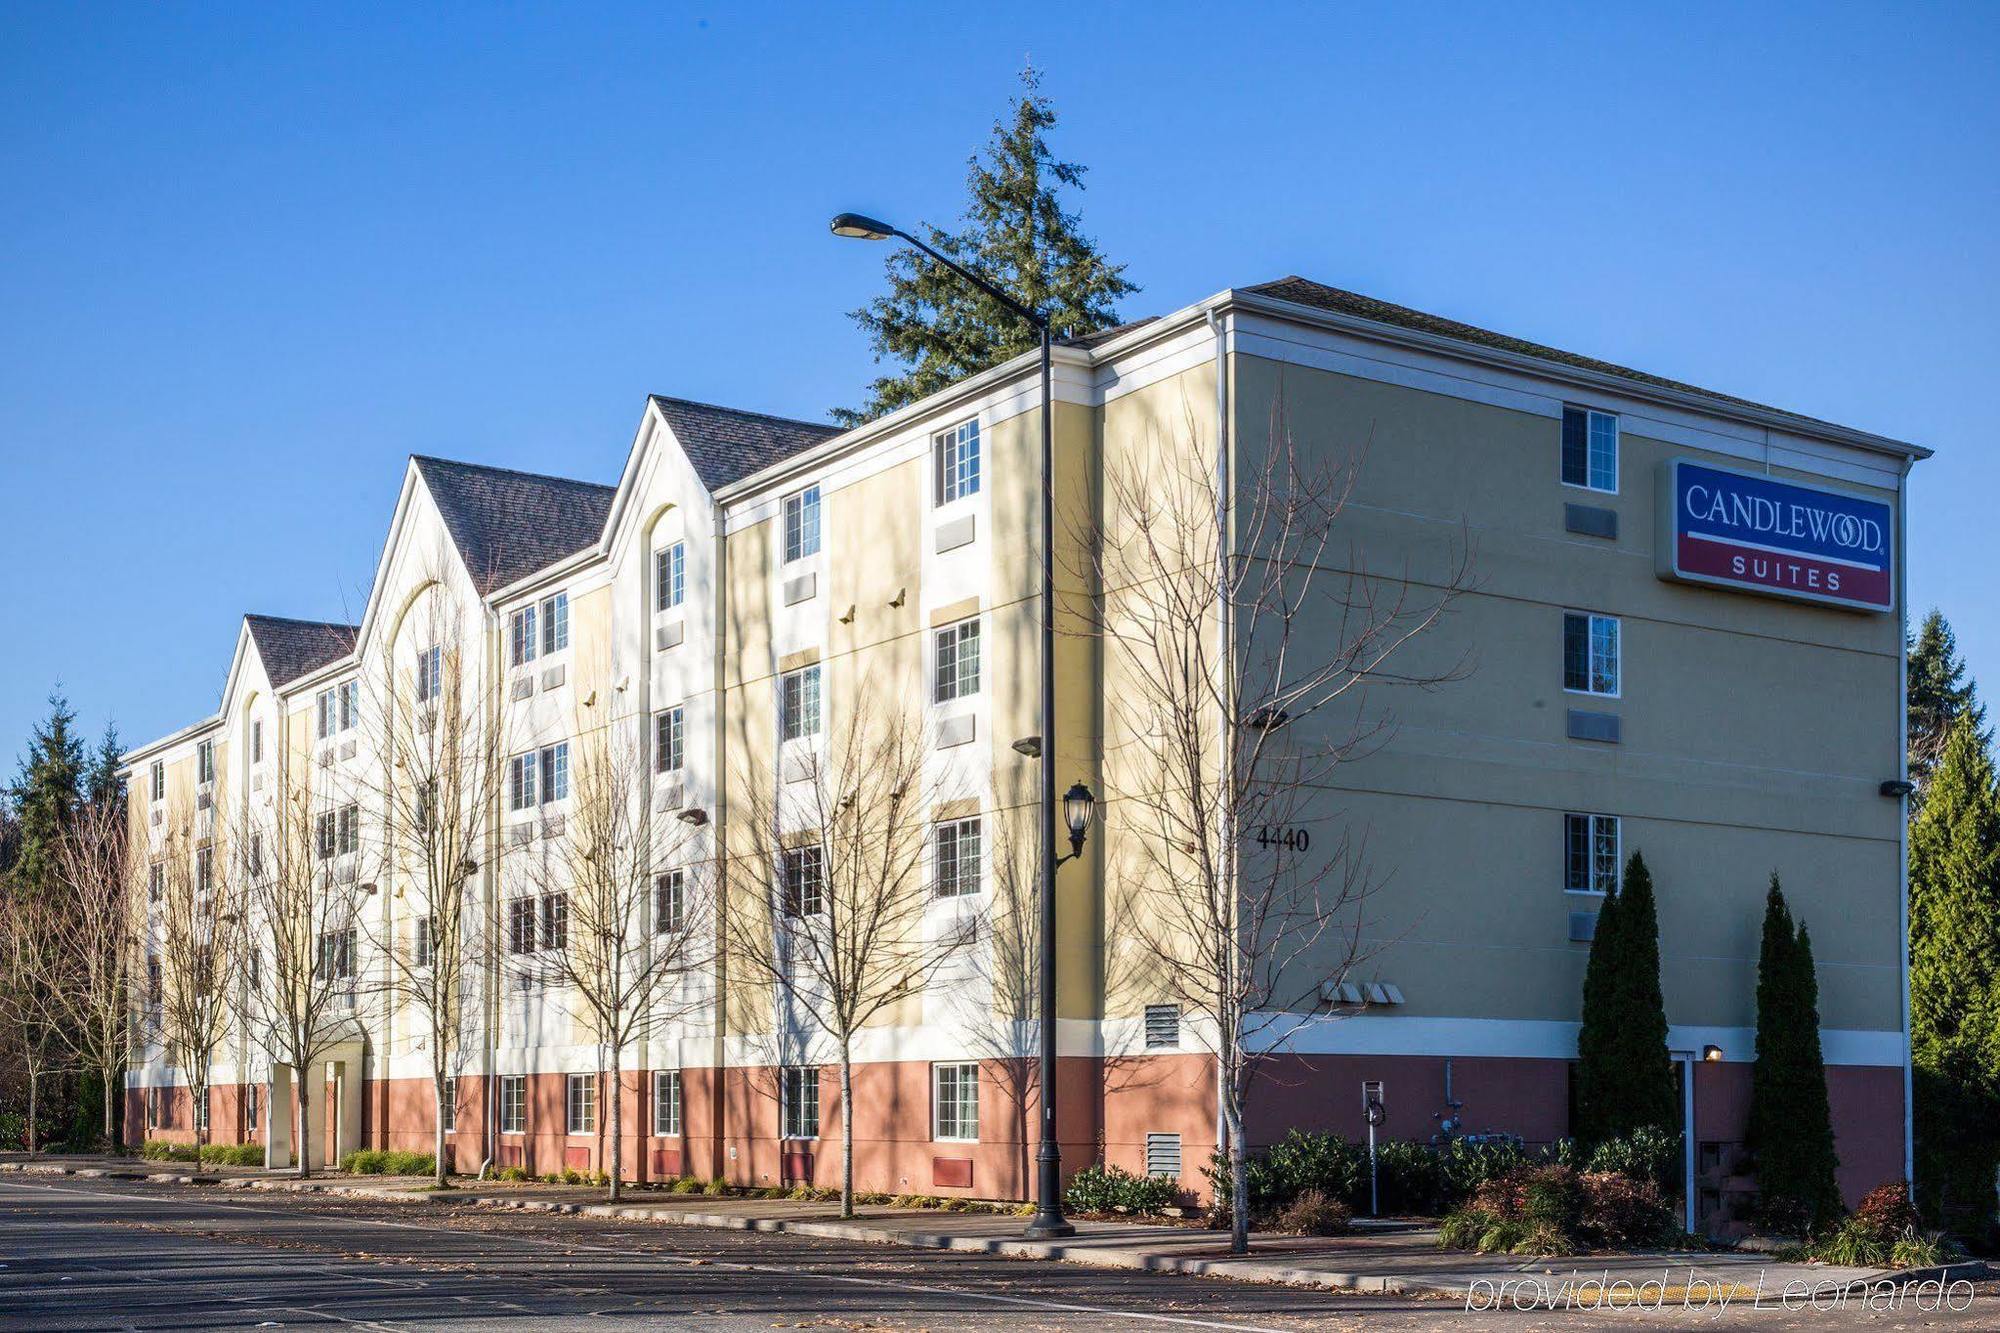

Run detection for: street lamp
[[832, 209, 1072, 1238]]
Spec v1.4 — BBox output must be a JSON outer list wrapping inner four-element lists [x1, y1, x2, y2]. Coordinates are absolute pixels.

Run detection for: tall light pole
[[830, 213, 1073, 1237]]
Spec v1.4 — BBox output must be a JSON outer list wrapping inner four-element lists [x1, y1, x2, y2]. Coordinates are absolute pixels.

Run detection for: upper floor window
[[656, 543, 686, 612], [150, 760, 164, 804], [783, 485, 821, 563], [507, 898, 536, 954], [1560, 406, 1618, 493], [147, 862, 164, 904], [318, 927, 357, 981], [338, 680, 360, 731], [540, 892, 568, 951], [250, 719, 264, 764], [508, 743, 570, 810], [1563, 612, 1620, 697], [413, 914, 435, 969], [933, 619, 981, 703], [509, 604, 538, 667], [655, 870, 686, 935], [316, 689, 336, 739], [196, 740, 215, 786], [416, 645, 442, 704], [934, 816, 981, 898], [195, 845, 213, 896], [780, 666, 821, 742], [933, 419, 981, 506], [541, 592, 568, 656], [782, 846, 826, 918], [655, 706, 684, 775], [1565, 812, 1621, 895]]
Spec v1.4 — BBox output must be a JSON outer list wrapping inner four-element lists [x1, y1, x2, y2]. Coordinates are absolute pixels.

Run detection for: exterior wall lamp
[[1058, 782, 1095, 865]]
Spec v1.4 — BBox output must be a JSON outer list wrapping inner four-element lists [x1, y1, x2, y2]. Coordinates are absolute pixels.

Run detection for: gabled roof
[[1244, 276, 1859, 438], [244, 614, 359, 688], [412, 456, 617, 595], [649, 395, 843, 493]]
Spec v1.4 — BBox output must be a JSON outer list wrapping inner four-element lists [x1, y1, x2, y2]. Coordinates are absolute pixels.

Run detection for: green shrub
[[1063, 1163, 1180, 1216], [1577, 1171, 1675, 1247], [857, 1191, 891, 1205], [1438, 1207, 1500, 1250], [1373, 1140, 1452, 1215], [1514, 1221, 1577, 1257], [142, 1140, 200, 1163], [1477, 1218, 1528, 1253], [1889, 1228, 1957, 1270], [1521, 1165, 1584, 1232], [1586, 1127, 1681, 1195], [699, 1177, 728, 1196], [1273, 1188, 1351, 1236], [1436, 1137, 1531, 1201], [199, 1143, 265, 1167], [668, 1176, 700, 1194], [495, 1166, 528, 1182]]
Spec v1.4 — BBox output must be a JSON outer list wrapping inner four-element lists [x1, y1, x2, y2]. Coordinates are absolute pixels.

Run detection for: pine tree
[[1748, 875, 1845, 1232], [1908, 715, 2000, 1225], [1574, 852, 1677, 1146], [84, 723, 123, 815], [836, 65, 1137, 425], [7, 692, 87, 902], [1908, 609, 1987, 796]]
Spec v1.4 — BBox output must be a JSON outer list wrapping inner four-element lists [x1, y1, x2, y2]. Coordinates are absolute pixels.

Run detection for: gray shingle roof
[[1244, 276, 1855, 436], [413, 456, 617, 594], [650, 395, 843, 492], [244, 614, 358, 688]]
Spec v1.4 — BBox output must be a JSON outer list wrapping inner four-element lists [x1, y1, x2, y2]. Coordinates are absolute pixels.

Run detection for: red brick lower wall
[[122, 1082, 268, 1149]]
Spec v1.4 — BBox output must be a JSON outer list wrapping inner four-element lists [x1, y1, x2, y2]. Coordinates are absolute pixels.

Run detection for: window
[[316, 689, 336, 739], [416, 645, 442, 704], [1560, 406, 1618, 493], [655, 707, 684, 775], [781, 1066, 819, 1139], [499, 1075, 527, 1133], [934, 817, 981, 898], [780, 666, 820, 742], [653, 1070, 682, 1137], [933, 419, 981, 506], [248, 833, 263, 878], [1145, 1004, 1182, 1050], [656, 543, 685, 612], [509, 745, 568, 809], [508, 752, 538, 811], [195, 845, 213, 896], [541, 592, 568, 656], [782, 846, 825, 918], [932, 1062, 978, 1141], [337, 804, 359, 857], [244, 1084, 260, 1133], [539, 892, 568, 951], [145, 1087, 160, 1130], [146, 956, 162, 1011], [338, 680, 359, 731], [509, 604, 538, 667], [1563, 612, 1620, 696], [251, 719, 264, 764], [147, 862, 164, 904], [197, 740, 214, 786], [541, 743, 568, 802], [655, 870, 685, 935], [319, 928, 356, 981], [316, 811, 338, 861], [150, 760, 165, 803], [566, 1073, 597, 1134], [508, 898, 537, 955], [413, 915, 435, 969], [440, 1078, 457, 1133], [933, 619, 981, 703], [783, 485, 821, 562], [195, 1086, 210, 1133], [1565, 813, 1621, 895]]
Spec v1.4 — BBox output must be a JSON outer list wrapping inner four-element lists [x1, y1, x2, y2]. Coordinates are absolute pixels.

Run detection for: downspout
[[1895, 454, 1914, 1190], [709, 494, 731, 1182], [478, 601, 503, 1181], [1208, 305, 1232, 1164]]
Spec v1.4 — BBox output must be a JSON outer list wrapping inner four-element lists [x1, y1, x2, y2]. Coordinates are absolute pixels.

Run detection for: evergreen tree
[[1908, 715, 2000, 1226], [7, 692, 87, 901], [84, 723, 123, 815], [1908, 609, 1987, 796], [1574, 852, 1678, 1146], [1748, 876, 1845, 1232], [836, 65, 1137, 425]]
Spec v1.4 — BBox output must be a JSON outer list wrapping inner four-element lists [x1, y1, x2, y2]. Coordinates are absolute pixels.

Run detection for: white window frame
[[783, 485, 821, 563], [196, 740, 214, 786], [780, 666, 821, 742], [509, 604, 539, 668], [932, 618, 981, 704], [251, 718, 264, 764], [150, 760, 165, 804], [1562, 611, 1621, 698], [653, 1069, 682, 1137], [413, 914, 435, 969], [655, 706, 684, 775], [656, 542, 685, 612], [508, 752, 538, 811], [338, 680, 359, 732], [244, 1083, 260, 1133], [783, 846, 826, 918], [540, 591, 569, 657], [440, 1077, 457, 1133], [316, 689, 335, 739], [931, 1061, 979, 1142], [539, 891, 568, 952], [934, 816, 982, 899], [415, 644, 442, 704], [933, 418, 981, 506], [655, 869, 685, 936], [507, 897, 537, 955], [1561, 405, 1619, 494], [499, 1074, 527, 1134], [781, 1066, 819, 1140], [1564, 812, 1621, 896], [566, 1072, 596, 1135]]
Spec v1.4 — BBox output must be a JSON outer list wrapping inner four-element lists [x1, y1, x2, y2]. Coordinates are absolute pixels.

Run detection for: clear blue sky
[[2, 2, 1995, 760]]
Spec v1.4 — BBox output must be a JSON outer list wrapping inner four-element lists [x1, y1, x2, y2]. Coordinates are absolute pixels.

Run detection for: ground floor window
[[932, 1062, 978, 1142], [244, 1084, 259, 1133], [194, 1086, 209, 1133], [653, 1070, 682, 1137], [781, 1067, 819, 1140], [567, 1073, 596, 1135], [440, 1078, 457, 1133], [499, 1075, 526, 1134], [145, 1087, 160, 1129]]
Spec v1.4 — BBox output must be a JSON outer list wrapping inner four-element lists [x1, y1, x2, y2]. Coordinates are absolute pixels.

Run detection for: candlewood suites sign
[[1657, 459, 1894, 613]]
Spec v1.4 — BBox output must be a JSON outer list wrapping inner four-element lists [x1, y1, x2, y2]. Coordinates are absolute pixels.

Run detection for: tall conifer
[[1749, 875, 1844, 1231], [1575, 852, 1677, 1145]]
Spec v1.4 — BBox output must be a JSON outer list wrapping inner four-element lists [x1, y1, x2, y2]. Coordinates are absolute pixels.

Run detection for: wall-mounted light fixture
[[1880, 779, 1916, 799]]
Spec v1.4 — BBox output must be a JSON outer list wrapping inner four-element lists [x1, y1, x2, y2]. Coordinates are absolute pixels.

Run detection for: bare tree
[[725, 701, 975, 1218], [0, 891, 70, 1153], [360, 592, 505, 1187], [154, 801, 243, 1154], [1090, 403, 1469, 1254], [519, 719, 709, 1202], [50, 797, 132, 1147], [241, 754, 369, 1177]]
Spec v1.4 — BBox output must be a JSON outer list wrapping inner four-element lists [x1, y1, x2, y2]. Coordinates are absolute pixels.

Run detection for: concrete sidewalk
[[0, 1154, 1922, 1301]]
